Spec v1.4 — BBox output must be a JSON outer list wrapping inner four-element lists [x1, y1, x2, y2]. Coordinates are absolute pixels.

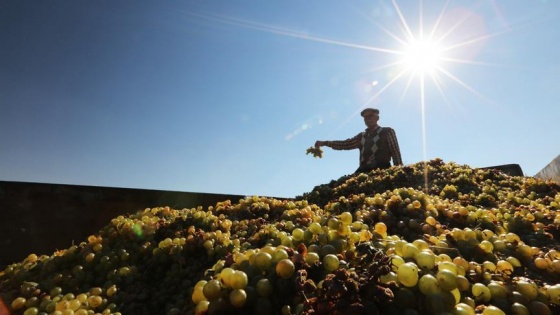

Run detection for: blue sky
[[1, 0, 559, 198]]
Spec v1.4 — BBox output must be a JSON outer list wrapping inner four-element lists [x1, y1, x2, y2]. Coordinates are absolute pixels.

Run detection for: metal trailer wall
[[0, 181, 254, 267]]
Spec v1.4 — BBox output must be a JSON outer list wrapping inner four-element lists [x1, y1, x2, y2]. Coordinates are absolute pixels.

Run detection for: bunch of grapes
[[306, 147, 323, 158], [1, 159, 560, 315]]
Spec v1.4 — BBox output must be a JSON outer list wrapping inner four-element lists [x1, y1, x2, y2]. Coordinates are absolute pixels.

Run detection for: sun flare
[[192, 0, 508, 152], [401, 38, 445, 76]]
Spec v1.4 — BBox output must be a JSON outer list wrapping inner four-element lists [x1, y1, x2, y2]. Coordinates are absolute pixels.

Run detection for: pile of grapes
[[2, 159, 560, 315]]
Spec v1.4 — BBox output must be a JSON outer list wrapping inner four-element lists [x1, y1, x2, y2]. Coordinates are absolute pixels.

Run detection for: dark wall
[[0, 181, 249, 267]]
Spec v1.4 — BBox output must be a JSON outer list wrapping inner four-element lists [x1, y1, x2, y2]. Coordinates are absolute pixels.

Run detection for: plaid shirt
[[325, 126, 403, 166]]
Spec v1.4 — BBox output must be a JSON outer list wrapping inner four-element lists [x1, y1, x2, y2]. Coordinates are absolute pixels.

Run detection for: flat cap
[[360, 108, 379, 117]]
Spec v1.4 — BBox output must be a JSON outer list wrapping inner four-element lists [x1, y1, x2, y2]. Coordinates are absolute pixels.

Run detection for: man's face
[[363, 112, 379, 128]]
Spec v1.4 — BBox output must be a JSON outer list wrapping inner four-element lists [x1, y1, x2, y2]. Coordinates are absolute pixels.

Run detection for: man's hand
[[315, 141, 326, 148], [306, 146, 323, 158]]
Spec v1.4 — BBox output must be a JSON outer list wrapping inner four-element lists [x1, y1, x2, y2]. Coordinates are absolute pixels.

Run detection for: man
[[314, 108, 403, 173]]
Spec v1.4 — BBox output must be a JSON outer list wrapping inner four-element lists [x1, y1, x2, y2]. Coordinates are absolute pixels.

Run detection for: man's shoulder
[[379, 126, 395, 133]]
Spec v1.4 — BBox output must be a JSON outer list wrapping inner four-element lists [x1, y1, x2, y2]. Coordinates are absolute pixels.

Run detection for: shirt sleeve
[[325, 133, 362, 151], [386, 128, 403, 165]]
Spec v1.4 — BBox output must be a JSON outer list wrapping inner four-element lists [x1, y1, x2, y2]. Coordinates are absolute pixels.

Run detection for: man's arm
[[386, 129, 403, 165], [315, 133, 361, 151]]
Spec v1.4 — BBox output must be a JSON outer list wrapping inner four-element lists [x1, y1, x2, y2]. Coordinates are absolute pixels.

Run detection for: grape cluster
[[1, 159, 560, 315], [306, 147, 323, 158]]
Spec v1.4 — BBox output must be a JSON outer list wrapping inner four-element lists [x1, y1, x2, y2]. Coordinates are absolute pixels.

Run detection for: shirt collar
[[366, 125, 381, 133]]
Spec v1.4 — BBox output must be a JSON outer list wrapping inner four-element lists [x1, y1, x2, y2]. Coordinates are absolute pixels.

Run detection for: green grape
[[337, 223, 351, 237], [472, 283, 491, 302], [253, 252, 273, 271], [416, 251, 435, 270], [516, 280, 538, 300], [85, 252, 95, 263], [308, 244, 320, 253], [551, 259, 560, 272], [292, 228, 304, 241], [75, 309, 88, 315], [349, 232, 360, 243], [106, 285, 117, 297], [219, 268, 234, 287], [505, 233, 521, 243], [22, 308, 39, 315], [50, 287, 63, 297], [305, 252, 320, 264], [547, 284, 560, 305], [261, 245, 276, 256], [394, 240, 406, 256], [402, 243, 420, 259], [425, 216, 437, 226], [496, 260, 513, 275], [68, 299, 81, 311], [230, 270, 248, 290], [11, 297, 27, 310], [481, 229, 495, 240], [456, 265, 466, 277], [256, 279, 273, 297], [203, 280, 222, 300], [418, 274, 440, 295], [457, 275, 470, 292], [438, 261, 458, 275], [506, 256, 522, 268], [438, 253, 452, 262], [322, 254, 340, 272], [25, 296, 39, 308], [309, 222, 322, 234], [397, 262, 419, 287], [56, 300, 69, 311], [412, 239, 430, 251], [510, 302, 530, 315], [464, 229, 477, 240], [273, 249, 289, 262], [517, 244, 532, 259], [529, 301, 552, 315], [479, 240, 494, 253], [436, 269, 458, 291], [461, 296, 476, 309], [391, 255, 405, 272], [339, 212, 353, 225], [229, 289, 247, 308], [379, 272, 398, 284], [482, 305, 505, 315], [327, 218, 340, 230], [281, 305, 292, 315], [454, 303, 475, 315], [374, 222, 387, 234], [493, 240, 506, 252], [192, 283, 207, 304], [330, 239, 346, 253], [87, 296, 103, 308], [450, 288, 461, 304], [534, 257, 549, 270], [487, 281, 507, 300], [453, 256, 469, 271], [276, 259, 295, 279], [482, 261, 496, 273], [549, 249, 560, 260], [194, 300, 210, 315], [303, 229, 314, 242]]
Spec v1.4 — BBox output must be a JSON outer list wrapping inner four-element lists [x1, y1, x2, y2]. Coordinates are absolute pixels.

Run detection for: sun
[[400, 37, 445, 76]]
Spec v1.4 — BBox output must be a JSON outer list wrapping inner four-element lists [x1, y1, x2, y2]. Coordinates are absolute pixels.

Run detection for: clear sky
[[1, 0, 559, 198]]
